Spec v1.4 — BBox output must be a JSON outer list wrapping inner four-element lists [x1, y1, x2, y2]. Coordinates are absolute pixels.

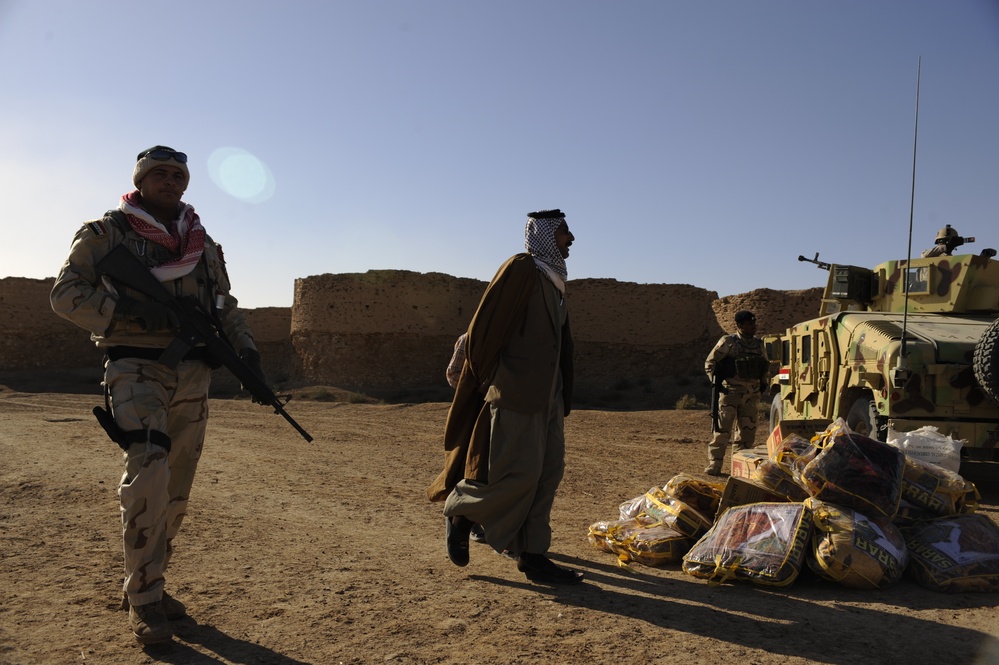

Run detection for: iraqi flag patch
[[86, 220, 108, 236]]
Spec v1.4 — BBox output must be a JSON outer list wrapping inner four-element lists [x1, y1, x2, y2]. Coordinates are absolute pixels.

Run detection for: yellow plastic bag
[[806, 498, 907, 589]]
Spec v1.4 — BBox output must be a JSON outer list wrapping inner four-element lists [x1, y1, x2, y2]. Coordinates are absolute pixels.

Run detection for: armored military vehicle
[[768, 241, 999, 462]]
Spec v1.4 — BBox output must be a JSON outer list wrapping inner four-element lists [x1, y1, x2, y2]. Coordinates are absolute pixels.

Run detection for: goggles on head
[[137, 148, 188, 164]]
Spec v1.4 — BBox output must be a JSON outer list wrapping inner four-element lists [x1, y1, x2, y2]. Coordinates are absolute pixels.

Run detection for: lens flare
[[207, 147, 275, 203]]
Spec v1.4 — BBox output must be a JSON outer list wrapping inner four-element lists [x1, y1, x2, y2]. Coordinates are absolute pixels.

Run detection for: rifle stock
[[96, 244, 313, 443]]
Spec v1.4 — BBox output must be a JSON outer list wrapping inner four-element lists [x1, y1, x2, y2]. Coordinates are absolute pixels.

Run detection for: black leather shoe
[[445, 516, 472, 567], [517, 553, 584, 585]]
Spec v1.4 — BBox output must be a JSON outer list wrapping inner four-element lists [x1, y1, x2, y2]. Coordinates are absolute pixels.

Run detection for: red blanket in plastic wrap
[[682, 502, 812, 586], [800, 419, 904, 519]]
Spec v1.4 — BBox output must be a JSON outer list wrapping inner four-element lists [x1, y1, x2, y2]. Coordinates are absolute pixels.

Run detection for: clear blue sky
[[2, 1, 998, 308]]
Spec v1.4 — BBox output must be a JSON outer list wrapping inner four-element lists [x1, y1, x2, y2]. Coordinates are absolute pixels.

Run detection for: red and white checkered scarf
[[119, 190, 206, 282]]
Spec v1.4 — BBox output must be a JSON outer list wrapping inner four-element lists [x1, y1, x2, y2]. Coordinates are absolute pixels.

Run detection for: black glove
[[119, 297, 180, 331], [239, 348, 267, 403]]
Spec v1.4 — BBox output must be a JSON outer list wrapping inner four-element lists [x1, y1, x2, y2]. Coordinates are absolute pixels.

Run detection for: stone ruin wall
[[290, 270, 823, 401], [291, 271, 722, 401], [1, 274, 822, 401], [0, 277, 104, 372], [0, 277, 293, 395], [291, 270, 486, 402], [711, 288, 824, 338]]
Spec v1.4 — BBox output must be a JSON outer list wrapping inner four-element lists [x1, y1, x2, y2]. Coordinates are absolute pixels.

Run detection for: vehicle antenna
[[893, 56, 920, 389]]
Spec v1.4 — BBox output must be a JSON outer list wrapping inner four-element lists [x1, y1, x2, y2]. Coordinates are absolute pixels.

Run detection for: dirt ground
[[1, 387, 998, 665]]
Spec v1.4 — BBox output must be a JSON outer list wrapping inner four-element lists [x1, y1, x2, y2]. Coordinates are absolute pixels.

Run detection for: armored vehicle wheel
[[973, 318, 999, 404], [846, 396, 885, 440], [769, 394, 783, 434]]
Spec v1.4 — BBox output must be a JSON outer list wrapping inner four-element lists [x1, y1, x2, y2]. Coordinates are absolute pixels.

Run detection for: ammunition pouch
[[715, 356, 737, 381], [734, 355, 770, 381]]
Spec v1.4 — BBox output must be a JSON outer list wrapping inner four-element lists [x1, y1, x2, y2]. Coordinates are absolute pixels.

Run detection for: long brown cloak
[[426, 253, 573, 502]]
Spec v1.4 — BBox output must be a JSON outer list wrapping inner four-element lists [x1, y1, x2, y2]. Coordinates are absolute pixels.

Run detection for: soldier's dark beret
[[735, 310, 756, 324]]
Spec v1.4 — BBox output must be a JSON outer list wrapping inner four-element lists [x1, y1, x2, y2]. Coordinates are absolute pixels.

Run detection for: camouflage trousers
[[106, 357, 211, 608], [707, 385, 760, 466]]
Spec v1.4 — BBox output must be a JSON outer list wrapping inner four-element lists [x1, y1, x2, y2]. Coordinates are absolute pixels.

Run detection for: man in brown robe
[[428, 209, 581, 585]]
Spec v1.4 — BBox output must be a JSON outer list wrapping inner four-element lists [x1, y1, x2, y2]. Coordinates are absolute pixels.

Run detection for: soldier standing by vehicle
[[50, 146, 264, 645], [704, 310, 770, 476]]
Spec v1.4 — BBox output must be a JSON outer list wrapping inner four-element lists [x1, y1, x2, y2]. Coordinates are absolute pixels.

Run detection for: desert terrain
[[1, 386, 997, 665]]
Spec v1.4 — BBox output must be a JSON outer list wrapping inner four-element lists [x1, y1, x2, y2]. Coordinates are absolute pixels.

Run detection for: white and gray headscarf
[[525, 209, 567, 291]]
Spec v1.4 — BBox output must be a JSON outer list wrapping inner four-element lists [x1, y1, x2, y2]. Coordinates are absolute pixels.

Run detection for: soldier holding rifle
[[51, 146, 265, 645], [704, 310, 770, 476]]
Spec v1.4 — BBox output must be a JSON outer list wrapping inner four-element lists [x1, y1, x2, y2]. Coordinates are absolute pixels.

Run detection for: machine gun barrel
[[798, 252, 832, 271]]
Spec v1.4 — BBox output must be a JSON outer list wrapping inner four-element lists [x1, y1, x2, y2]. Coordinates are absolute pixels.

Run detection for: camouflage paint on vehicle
[[772, 251, 999, 461]]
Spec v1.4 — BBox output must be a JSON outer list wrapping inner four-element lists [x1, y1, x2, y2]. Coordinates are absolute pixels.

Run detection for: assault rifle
[[95, 244, 313, 442], [709, 357, 736, 434]]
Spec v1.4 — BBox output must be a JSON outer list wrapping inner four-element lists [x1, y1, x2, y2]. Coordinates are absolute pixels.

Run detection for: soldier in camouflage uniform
[[704, 310, 770, 476], [50, 146, 263, 645], [921, 224, 964, 257]]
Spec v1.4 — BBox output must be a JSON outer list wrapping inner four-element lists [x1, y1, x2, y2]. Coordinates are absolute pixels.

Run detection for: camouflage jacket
[[705, 333, 769, 389], [50, 210, 256, 353]]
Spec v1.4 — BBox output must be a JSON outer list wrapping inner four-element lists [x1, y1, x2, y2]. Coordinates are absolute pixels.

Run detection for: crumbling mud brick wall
[[711, 288, 825, 336], [2, 272, 821, 401], [208, 307, 294, 395], [291, 271, 721, 400], [0, 277, 102, 372], [0, 277, 291, 396], [291, 270, 486, 401], [562, 278, 718, 396]]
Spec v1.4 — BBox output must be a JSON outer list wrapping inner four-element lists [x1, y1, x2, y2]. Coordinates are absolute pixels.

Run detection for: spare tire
[[769, 393, 783, 434], [846, 396, 887, 441], [973, 318, 999, 404]]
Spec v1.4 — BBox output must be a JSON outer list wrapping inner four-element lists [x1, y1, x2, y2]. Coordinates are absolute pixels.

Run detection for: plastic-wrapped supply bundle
[[587, 517, 693, 567], [588, 518, 631, 554], [903, 514, 999, 593], [893, 500, 942, 528], [682, 502, 812, 587], [800, 419, 905, 519], [887, 425, 962, 473], [643, 487, 713, 539], [805, 498, 908, 589], [771, 432, 818, 477], [619, 492, 649, 520], [663, 474, 725, 518], [620, 524, 694, 567], [588, 516, 655, 554], [899, 456, 979, 519], [752, 458, 810, 502]]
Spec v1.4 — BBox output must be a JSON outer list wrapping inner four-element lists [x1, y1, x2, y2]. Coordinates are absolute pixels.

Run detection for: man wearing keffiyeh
[[51, 146, 263, 645], [429, 209, 582, 585]]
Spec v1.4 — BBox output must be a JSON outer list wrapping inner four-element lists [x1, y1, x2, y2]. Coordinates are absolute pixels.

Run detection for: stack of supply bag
[[587, 418, 999, 593]]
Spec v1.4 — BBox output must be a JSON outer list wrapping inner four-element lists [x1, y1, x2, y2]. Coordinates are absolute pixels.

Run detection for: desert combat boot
[[121, 590, 188, 620], [129, 602, 172, 644]]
